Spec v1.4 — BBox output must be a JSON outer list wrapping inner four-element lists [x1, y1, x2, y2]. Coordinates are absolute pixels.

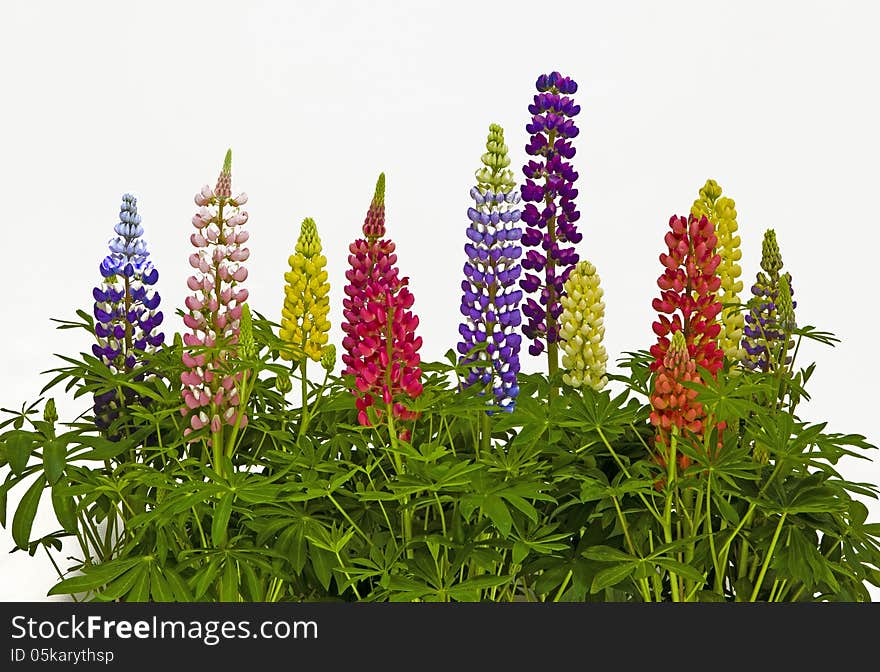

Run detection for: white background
[[1, 0, 878, 600]]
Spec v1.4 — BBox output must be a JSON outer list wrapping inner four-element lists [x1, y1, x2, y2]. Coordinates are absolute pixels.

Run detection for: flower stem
[[749, 512, 786, 602]]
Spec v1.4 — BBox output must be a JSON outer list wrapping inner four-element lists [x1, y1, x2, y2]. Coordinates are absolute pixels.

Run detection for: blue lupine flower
[[457, 124, 524, 412], [91, 194, 164, 437]]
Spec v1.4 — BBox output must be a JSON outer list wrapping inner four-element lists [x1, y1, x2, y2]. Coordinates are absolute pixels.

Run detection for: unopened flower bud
[[43, 398, 58, 424], [321, 344, 336, 372]]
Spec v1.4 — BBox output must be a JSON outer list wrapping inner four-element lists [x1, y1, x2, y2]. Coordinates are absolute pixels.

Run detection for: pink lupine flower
[[180, 150, 250, 439]]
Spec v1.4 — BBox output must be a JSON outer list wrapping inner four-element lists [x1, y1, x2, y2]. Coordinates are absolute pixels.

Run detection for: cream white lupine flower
[[559, 260, 607, 390]]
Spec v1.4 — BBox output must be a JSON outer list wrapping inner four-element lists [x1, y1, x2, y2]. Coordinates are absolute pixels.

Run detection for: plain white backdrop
[[1, 0, 878, 600]]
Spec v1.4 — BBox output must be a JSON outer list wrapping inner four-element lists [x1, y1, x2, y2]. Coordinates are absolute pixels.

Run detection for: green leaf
[[582, 545, 635, 563], [656, 558, 706, 585], [48, 557, 145, 596], [6, 431, 34, 475], [591, 562, 637, 592], [51, 481, 78, 534], [212, 493, 234, 548], [98, 567, 145, 601], [448, 575, 511, 601], [712, 493, 740, 525], [12, 475, 45, 548], [219, 559, 239, 602], [482, 495, 512, 537], [149, 567, 176, 602], [310, 547, 336, 592], [127, 567, 151, 602], [164, 566, 194, 602], [512, 541, 529, 565], [42, 439, 66, 485]]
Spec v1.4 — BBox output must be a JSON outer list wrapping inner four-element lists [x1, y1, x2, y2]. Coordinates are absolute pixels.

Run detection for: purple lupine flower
[[519, 71, 582, 362], [741, 229, 796, 372], [91, 194, 164, 436], [457, 124, 523, 412]]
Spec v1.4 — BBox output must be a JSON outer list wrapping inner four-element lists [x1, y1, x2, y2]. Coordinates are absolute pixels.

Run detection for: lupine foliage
[[1, 75, 878, 603]]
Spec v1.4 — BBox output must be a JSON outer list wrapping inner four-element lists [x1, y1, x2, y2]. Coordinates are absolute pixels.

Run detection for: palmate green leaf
[[5, 431, 34, 475], [220, 559, 239, 602], [582, 545, 635, 563], [149, 566, 176, 602], [447, 575, 512, 601], [711, 491, 741, 525], [51, 480, 78, 533], [591, 562, 637, 593], [127, 567, 152, 602], [655, 558, 706, 585], [12, 475, 45, 549], [48, 556, 146, 596], [97, 566, 147, 601], [193, 556, 223, 599], [212, 492, 235, 548], [482, 495, 512, 537], [42, 439, 66, 485]]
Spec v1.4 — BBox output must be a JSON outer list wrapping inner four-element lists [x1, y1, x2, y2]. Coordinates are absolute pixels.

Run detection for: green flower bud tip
[[373, 172, 385, 207], [760, 229, 783, 277], [295, 217, 321, 258], [222, 148, 232, 175], [275, 371, 293, 394], [43, 398, 58, 424], [476, 123, 516, 194], [321, 344, 336, 372], [698, 179, 723, 203], [777, 273, 795, 330], [239, 303, 255, 358], [670, 329, 687, 354]]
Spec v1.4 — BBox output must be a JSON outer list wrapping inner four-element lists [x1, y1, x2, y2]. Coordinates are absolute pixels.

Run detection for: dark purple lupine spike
[[519, 72, 582, 370]]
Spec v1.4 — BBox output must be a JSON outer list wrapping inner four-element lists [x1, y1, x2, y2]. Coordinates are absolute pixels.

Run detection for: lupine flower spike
[[649, 214, 725, 377], [457, 123, 524, 413], [520, 71, 582, 380], [180, 150, 250, 450], [741, 229, 796, 372], [649, 330, 705, 470], [92, 193, 164, 438], [280, 217, 331, 363], [649, 214, 726, 468], [559, 260, 607, 390], [341, 174, 423, 430], [691, 180, 744, 360]]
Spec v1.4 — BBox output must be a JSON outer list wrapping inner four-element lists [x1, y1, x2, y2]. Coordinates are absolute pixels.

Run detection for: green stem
[[553, 569, 572, 602], [706, 473, 724, 594], [611, 495, 652, 602], [298, 358, 309, 439], [596, 427, 663, 524], [663, 429, 681, 602], [749, 512, 787, 602], [479, 411, 490, 459]]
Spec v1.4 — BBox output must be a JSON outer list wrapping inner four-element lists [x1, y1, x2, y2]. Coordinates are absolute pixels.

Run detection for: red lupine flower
[[340, 174, 423, 428], [649, 214, 724, 376], [649, 214, 726, 471]]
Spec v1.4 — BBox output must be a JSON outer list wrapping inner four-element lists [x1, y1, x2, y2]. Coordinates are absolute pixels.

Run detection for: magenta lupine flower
[[340, 174, 424, 429], [180, 150, 251, 438], [519, 71, 582, 359]]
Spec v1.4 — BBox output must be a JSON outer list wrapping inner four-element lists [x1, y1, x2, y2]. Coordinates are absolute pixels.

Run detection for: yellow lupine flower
[[280, 217, 331, 362], [559, 260, 608, 390], [692, 179, 744, 359]]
